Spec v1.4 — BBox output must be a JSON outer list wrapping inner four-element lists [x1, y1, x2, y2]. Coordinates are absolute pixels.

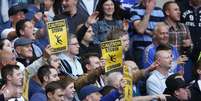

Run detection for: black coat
[[189, 80, 201, 101]]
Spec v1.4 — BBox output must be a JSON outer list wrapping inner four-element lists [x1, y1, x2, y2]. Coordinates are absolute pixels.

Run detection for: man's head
[[44, 0, 55, 10], [76, 25, 95, 44], [0, 51, 16, 68], [155, 45, 172, 70], [163, 1, 181, 22], [14, 38, 33, 59], [79, 84, 102, 101], [68, 34, 80, 56], [8, 4, 27, 23], [62, 0, 78, 12], [59, 77, 75, 100], [82, 53, 101, 72], [164, 73, 189, 100], [37, 65, 60, 85], [1, 65, 23, 86], [77, 25, 95, 43], [45, 81, 64, 101], [16, 19, 35, 39], [48, 55, 61, 69], [124, 60, 142, 83], [107, 28, 129, 52], [154, 23, 169, 45], [124, 60, 138, 74], [83, 26, 94, 42], [107, 72, 123, 88]]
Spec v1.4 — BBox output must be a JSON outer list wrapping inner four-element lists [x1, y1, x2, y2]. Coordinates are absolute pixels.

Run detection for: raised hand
[[145, 0, 156, 14], [86, 11, 99, 27]]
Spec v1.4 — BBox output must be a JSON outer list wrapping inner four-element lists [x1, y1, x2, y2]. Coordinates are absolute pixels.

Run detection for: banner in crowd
[[123, 65, 133, 101], [47, 19, 68, 53], [101, 39, 123, 72]]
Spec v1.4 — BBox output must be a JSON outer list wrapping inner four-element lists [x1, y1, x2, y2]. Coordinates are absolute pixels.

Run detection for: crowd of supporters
[[0, 0, 201, 101]]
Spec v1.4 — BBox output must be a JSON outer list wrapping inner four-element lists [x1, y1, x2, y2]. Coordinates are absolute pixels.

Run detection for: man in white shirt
[[146, 44, 173, 95]]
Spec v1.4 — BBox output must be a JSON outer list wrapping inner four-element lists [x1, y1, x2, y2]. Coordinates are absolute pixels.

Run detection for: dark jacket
[[189, 80, 201, 101]]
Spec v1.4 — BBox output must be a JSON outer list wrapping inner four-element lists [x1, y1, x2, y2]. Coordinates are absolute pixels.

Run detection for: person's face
[[44, 0, 54, 10], [49, 55, 61, 69], [16, 44, 33, 58], [2, 39, 13, 52], [68, 37, 80, 55], [83, 26, 94, 42], [87, 56, 101, 71], [11, 11, 25, 23], [86, 92, 102, 101], [166, 3, 181, 22], [175, 88, 189, 100], [64, 82, 76, 99], [22, 21, 35, 39], [62, 0, 77, 12], [49, 89, 65, 101], [124, 61, 142, 82], [103, 0, 115, 16], [10, 69, 23, 86], [124, 61, 139, 75], [113, 73, 123, 88], [197, 68, 201, 79], [158, 50, 172, 69], [120, 34, 129, 52], [155, 26, 169, 45], [48, 68, 60, 83]]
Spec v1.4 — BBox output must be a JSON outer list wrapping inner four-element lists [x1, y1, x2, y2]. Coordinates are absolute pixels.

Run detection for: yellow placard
[[47, 19, 68, 53], [123, 65, 133, 101], [101, 39, 123, 72]]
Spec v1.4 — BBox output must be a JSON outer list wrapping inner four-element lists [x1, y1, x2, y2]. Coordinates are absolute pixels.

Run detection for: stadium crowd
[[0, 0, 201, 101]]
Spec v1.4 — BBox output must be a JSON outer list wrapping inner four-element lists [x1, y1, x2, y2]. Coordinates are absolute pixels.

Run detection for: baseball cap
[[164, 73, 187, 94], [14, 38, 33, 48], [78, 84, 102, 100], [8, 4, 28, 16]]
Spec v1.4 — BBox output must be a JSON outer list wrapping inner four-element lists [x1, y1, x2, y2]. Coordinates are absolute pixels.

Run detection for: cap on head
[[164, 73, 187, 94], [14, 38, 33, 48], [78, 84, 102, 100]]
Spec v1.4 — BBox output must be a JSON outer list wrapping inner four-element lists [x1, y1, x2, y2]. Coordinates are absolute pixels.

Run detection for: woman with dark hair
[[93, 0, 123, 44], [0, 39, 13, 52]]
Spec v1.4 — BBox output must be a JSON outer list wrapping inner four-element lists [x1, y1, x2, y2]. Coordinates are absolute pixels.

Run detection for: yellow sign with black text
[[123, 65, 133, 101], [101, 39, 123, 72], [47, 19, 68, 53]]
